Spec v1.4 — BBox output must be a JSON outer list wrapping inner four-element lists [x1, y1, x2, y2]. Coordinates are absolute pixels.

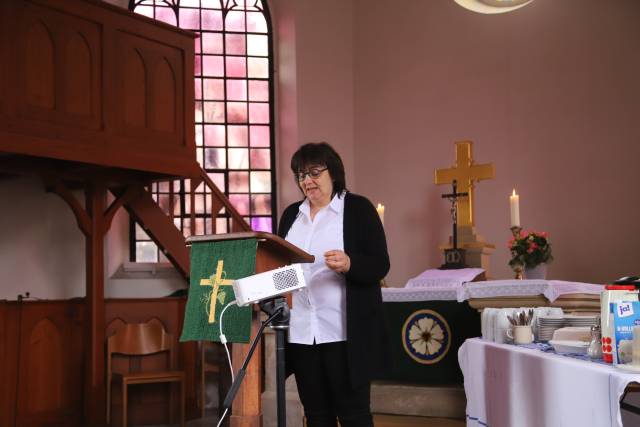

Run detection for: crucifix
[[200, 259, 234, 323], [440, 179, 468, 269], [435, 141, 496, 271]]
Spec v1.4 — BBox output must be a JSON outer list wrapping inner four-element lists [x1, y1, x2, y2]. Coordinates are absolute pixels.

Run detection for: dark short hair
[[290, 142, 347, 197]]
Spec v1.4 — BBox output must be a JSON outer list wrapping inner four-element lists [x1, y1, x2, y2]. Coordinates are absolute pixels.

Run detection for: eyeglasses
[[295, 167, 328, 181]]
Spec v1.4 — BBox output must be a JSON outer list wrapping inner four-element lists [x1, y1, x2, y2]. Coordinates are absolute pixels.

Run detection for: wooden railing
[[188, 167, 252, 235], [122, 166, 251, 278]]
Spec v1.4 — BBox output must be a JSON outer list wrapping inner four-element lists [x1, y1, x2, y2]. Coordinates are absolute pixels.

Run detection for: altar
[[375, 269, 484, 385], [377, 289, 480, 384]]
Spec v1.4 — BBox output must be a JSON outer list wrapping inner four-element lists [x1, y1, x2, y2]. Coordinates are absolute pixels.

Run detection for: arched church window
[[129, 0, 275, 262]]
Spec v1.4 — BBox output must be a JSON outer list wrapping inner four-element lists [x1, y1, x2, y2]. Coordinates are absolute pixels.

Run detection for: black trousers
[[288, 342, 373, 427]]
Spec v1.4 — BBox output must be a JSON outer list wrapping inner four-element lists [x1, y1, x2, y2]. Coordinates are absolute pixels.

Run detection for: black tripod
[[222, 296, 290, 427]]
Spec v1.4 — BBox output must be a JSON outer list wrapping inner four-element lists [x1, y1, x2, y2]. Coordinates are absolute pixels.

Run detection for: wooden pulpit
[[0, 1, 200, 423], [186, 232, 313, 427]]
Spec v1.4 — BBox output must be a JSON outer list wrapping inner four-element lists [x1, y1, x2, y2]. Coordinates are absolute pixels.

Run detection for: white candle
[[509, 189, 520, 227], [376, 203, 385, 225]]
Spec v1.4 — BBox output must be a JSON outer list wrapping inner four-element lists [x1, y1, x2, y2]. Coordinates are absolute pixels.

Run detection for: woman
[[277, 142, 390, 427]]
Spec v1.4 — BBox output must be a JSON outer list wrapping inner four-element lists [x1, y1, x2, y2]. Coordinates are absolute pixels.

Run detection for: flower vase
[[524, 263, 547, 280]]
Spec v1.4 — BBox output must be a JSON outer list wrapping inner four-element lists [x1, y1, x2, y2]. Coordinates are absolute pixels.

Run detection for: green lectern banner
[[180, 238, 257, 343]]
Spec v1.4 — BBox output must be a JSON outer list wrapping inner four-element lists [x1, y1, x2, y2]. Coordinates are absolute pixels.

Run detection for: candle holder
[[510, 226, 524, 280]]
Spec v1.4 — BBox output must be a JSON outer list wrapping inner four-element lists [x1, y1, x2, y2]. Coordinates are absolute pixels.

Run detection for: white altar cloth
[[385, 268, 483, 302], [381, 286, 461, 302], [459, 338, 640, 427], [382, 279, 603, 303]]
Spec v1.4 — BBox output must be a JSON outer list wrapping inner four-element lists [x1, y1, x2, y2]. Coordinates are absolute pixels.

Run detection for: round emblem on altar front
[[401, 309, 451, 364]]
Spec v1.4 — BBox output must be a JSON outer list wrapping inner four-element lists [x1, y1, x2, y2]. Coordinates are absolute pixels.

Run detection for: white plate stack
[[564, 314, 598, 328], [537, 316, 565, 341]]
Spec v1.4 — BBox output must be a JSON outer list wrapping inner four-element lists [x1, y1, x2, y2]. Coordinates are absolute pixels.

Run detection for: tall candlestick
[[509, 189, 520, 227], [376, 203, 385, 225]]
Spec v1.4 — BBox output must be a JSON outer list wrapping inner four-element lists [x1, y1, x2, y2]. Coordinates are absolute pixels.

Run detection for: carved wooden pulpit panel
[[0, 0, 198, 178]]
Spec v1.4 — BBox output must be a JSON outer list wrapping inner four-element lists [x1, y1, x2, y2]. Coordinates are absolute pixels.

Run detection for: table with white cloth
[[459, 337, 640, 427]]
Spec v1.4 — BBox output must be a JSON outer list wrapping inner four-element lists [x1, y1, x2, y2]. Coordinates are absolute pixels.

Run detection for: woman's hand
[[324, 250, 351, 273]]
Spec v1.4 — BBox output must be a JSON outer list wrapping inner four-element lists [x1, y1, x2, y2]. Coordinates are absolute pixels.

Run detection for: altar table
[[373, 270, 482, 384], [459, 338, 640, 427], [378, 294, 480, 384]]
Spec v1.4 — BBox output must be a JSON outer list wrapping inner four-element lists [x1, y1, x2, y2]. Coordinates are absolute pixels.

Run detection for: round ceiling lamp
[[454, 0, 535, 14]]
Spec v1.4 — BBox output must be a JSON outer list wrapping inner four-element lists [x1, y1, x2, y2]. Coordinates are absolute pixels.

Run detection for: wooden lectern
[[187, 232, 313, 427]]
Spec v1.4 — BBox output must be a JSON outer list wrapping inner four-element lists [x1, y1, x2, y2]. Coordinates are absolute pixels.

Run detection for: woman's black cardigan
[[277, 192, 390, 388]]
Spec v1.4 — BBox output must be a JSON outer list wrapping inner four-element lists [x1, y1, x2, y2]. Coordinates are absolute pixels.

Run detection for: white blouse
[[284, 192, 347, 344]]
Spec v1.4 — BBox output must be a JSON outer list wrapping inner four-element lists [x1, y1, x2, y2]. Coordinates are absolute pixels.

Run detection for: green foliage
[[508, 230, 553, 268]]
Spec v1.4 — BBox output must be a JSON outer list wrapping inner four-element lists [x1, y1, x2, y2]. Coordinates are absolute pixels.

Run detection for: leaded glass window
[[129, 0, 275, 262]]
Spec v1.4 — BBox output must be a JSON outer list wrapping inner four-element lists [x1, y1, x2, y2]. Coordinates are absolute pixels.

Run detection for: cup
[[507, 325, 534, 344], [633, 326, 640, 366], [482, 308, 497, 341], [481, 309, 491, 340], [494, 309, 515, 344]]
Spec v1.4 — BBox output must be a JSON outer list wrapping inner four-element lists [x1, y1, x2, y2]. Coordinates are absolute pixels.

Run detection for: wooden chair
[[107, 319, 185, 427]]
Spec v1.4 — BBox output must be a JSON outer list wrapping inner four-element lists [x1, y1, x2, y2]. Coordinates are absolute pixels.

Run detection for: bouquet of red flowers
[[508, 230, 553, 268]]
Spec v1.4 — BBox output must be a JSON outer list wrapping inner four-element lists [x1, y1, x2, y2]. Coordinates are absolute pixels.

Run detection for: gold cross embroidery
[[200, 260, 234, 323]]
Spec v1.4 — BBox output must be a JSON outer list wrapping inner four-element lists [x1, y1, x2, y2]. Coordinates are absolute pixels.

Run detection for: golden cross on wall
[[200, 260, 234, 323], [434, 141, 495, 227]]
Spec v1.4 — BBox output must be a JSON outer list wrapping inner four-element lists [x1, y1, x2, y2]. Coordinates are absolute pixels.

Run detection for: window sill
[[111, 262, 182, 280]]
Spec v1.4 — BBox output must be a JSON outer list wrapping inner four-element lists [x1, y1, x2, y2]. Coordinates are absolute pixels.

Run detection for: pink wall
[[351, 0, 640, 284], [272, 0, 356, 213]]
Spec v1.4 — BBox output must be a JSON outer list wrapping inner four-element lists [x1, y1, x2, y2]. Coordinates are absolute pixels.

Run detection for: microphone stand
[[222, 296, 290, 427]]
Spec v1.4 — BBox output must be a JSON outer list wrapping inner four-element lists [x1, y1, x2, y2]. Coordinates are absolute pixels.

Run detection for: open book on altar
[[381, 268, 485, 303]]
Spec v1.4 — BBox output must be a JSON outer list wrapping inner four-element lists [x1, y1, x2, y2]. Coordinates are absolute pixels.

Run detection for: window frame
[[128, 0, 277, 263]]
